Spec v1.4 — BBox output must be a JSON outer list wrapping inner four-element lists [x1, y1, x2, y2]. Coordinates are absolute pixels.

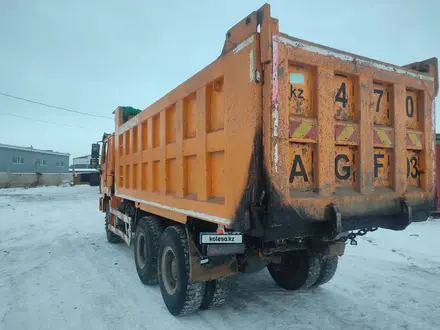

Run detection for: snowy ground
[[1, 185, 440, 330]]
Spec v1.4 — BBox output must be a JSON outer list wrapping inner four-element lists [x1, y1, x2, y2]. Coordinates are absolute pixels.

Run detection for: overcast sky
[[1, 0, 438, 161]]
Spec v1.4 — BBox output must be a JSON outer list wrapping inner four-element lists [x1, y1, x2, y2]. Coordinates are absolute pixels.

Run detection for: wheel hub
[[171, 259, 177, 280], [161, 246, 178, 295], [136, 232, 146, 268]]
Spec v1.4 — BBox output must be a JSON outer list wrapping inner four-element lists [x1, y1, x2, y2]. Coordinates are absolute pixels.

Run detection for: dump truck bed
[[111, 4, 438, 241]]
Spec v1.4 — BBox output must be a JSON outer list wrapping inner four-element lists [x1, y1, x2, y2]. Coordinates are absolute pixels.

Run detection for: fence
[[0, 172, 73, 188]]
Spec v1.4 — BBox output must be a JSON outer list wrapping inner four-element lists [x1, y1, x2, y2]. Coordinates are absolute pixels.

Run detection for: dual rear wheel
[[134, 217, 164, 285], [134, 218, 230, 316], [267, 250, 339, 290], [132, 216, 338, 315]]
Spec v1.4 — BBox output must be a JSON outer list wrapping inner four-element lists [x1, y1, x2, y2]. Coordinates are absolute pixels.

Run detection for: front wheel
[[158, 226, 205, 316], [267, 250, 320, 290]]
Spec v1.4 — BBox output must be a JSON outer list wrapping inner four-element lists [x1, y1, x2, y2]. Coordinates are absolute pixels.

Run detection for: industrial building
[[0, 143, 69, 173], [0, 143, 71, 188]]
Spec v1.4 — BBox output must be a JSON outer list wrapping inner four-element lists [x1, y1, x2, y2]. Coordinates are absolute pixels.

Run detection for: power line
[[0, 113, 86, 128], [0, 92, 112, 119]]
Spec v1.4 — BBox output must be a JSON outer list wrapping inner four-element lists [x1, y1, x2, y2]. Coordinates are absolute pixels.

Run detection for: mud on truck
[[92, 3, 438, 316]]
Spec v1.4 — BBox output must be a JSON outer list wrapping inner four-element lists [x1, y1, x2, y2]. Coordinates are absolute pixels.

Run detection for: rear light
[[216, 225, 225, 234]]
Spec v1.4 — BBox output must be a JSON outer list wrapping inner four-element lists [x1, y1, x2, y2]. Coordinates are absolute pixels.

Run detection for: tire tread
[[159, 226, 205, 316], [313, 256, 338, 287], [200, 277, 232, 310], [135, 216, 164, 285], [267, 250, 321, 291]]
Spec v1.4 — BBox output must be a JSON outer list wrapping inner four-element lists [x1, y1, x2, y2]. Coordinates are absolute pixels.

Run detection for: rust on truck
[[95, 3, 438, 316]]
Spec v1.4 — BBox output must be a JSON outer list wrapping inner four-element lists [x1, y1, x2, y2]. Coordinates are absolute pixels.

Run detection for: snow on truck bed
[[0, 186, 439, 330]]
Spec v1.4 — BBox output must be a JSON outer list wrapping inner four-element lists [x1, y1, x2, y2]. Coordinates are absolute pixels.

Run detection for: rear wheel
[[158, 226, 205, 316], [200, 277, 232, 310], [313, 256, 338, 287], [105, 206, 121, 244], [267, 250, 320, 290], [134, 216, 164, 285]]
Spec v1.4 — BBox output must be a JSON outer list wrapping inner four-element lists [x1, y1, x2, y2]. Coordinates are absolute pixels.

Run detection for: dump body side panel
[[113, 36, 262, 228], [264, 33, 437, 240]]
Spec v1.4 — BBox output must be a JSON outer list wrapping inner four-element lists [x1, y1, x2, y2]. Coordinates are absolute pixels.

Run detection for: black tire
[[105, 206, 121, 244], [158, 226, 205, 316], [200, 277, 232, 310], [134, 216, 164, 285], [313, 256, 338, 287], [267, 250, 320, 290]]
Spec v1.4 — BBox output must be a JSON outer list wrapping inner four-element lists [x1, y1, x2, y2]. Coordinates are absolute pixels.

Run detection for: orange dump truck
[[93, 3, 438, 316]]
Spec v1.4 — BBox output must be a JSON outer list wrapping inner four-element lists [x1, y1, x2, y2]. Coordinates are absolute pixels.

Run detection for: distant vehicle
[[92, 3, 438, 316]]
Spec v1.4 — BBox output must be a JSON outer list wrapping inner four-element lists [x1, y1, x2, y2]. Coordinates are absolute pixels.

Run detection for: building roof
[[0, 143, 70, 156], [73, 155, 90, 159]]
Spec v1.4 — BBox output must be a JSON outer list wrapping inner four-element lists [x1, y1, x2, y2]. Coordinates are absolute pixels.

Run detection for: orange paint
[[98, 3, 438, 230]]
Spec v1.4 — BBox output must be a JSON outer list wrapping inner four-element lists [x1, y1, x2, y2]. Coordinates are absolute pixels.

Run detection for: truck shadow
[[103, 238, 347, 318], [197, 270, 368, 329], [227, 271, 331, 312]]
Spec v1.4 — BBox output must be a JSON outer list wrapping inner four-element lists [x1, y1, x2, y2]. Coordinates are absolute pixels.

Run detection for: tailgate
[[265, 32, 438, 238]]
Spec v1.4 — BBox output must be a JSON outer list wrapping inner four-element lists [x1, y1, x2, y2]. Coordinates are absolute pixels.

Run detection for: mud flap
[[186, 228, 239, 282]]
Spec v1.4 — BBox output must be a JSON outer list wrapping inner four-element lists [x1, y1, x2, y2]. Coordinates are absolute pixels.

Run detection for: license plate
[[200, 232, 243, 244]]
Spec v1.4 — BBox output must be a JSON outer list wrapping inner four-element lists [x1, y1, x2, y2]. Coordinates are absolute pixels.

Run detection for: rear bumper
[[263, 197, 434, 242]]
